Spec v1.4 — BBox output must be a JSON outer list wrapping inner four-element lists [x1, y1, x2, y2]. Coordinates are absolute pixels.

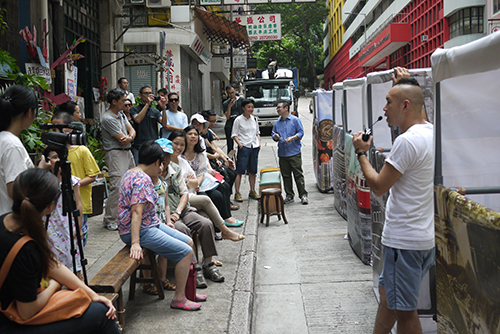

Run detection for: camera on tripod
[[40, 122, 88, 150]]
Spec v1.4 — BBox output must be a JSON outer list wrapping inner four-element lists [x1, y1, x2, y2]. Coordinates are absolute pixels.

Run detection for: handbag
[[0, 236, 92, 325], [185, 262, 197, 301]]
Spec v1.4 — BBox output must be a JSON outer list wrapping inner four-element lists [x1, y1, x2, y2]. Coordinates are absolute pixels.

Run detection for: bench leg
[[266, 195, 271, 227], [117, 289, 125, 333], [129, 267, 137, 301], [148, 252, 165, 300]]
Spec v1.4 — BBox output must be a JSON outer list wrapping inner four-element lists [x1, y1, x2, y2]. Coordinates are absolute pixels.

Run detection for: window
[[449, 6, 484, 39], [494, 0, 500, 15]]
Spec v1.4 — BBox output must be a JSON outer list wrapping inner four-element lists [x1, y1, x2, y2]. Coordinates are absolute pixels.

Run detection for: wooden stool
[[129, 249, 165, 301], [260, 188, 289, 227]]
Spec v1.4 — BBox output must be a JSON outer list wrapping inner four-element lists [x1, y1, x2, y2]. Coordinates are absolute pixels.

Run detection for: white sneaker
[[301, 196, 309, 205], [105, 222, 118, 231]]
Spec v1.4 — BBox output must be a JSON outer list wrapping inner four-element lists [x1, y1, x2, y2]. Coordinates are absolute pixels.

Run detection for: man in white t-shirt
[[118, 77, 134, 102], [353, 71, 434, 334], [161, 92, 188, 139]]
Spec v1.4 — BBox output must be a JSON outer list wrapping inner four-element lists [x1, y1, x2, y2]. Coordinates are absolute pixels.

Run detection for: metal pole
[[229, 6, 234, 85]]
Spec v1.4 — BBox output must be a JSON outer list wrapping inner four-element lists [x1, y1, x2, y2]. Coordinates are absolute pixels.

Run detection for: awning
[[358, 23, 411, 67], [194, 7, 249, 49]]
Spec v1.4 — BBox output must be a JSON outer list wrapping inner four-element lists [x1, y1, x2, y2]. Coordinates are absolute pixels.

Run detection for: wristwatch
[[174, 210, 182, 216], [356, 151, 367, 159]]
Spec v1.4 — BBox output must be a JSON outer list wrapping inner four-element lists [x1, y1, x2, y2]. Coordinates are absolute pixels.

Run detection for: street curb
[[228, 199, 259, 333]]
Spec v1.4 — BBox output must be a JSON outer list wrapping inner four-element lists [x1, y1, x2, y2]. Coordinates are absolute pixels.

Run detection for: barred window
[[449, 7, 484, 39]]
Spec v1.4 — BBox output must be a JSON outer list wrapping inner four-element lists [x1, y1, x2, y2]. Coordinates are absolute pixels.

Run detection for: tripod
[[49, 144, 88, 284]]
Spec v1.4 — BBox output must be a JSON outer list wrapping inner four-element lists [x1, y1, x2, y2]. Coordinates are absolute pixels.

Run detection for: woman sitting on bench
[[0, 168, 119, 333], [117, 140, 201, 311]]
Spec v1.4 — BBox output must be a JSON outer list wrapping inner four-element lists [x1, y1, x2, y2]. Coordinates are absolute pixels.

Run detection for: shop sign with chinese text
[[236, 14, 281, 41]]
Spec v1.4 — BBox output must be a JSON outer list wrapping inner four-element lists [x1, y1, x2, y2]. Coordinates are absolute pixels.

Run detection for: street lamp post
[[345, 11, 367, 48]]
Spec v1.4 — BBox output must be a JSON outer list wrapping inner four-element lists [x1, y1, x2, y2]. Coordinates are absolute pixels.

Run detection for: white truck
[[243, 68, 298, 130]]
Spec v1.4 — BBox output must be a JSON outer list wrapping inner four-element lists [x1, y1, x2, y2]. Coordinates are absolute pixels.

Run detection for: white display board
[[342, 78, 366, 134], [332, 82, 343, 125], [431, 32, 500, 212]]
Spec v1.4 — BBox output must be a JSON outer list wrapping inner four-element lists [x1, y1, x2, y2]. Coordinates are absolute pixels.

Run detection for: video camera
[[40, 122, 88, 149]]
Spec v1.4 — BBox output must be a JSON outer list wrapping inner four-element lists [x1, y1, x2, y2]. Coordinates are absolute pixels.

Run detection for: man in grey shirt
[[101, 89, 136, 230]]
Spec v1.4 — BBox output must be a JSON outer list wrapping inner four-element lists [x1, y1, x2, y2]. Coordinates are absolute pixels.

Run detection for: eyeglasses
[[48, 154, 59, 160], [142, 91, 153, 95], [124, 104, 132, 107], [169, 98, 179, 102]]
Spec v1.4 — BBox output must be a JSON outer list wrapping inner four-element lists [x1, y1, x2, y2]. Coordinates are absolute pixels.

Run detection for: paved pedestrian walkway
[[84, 98, 434, 333]]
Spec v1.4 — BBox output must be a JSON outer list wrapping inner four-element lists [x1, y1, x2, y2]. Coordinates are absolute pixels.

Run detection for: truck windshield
[[245, 83, 291, 107]]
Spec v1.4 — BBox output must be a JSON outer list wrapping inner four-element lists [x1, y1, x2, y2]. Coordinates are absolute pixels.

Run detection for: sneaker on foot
[[301, 196, 309, 205], [248, 190, 260, 200], [196, 270, 208, 289], [284, 196, 294, 204], [234, 192, 243, 202], [105, 222, 118, 231]]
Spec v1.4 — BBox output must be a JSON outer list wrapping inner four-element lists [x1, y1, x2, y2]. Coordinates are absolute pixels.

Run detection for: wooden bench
[[90, 246, 164, 333]]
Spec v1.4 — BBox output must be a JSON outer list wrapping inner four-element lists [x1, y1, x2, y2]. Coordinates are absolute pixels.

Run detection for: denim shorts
[[120, 223, 192, 263], [236, 146, 260, 175], [378, 246, 435, 311]]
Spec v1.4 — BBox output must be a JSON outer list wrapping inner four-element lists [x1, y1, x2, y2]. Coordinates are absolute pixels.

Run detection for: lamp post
[[345, 11, 367, 47]]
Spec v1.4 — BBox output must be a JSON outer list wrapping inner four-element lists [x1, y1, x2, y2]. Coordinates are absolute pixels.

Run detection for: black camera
[[154, 95, 162, 102], [40, 122, 88, 149]]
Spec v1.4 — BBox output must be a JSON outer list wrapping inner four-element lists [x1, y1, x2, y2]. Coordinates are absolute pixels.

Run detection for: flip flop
[[170, 298, 201, 311], [221, 233, 245, 242], [224, 220, 244, 227]]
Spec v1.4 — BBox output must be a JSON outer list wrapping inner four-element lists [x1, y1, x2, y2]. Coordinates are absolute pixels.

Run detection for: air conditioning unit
[[146, 0, 171, 8], [421, 35, 428, 42], [130, 0, 145, 4]]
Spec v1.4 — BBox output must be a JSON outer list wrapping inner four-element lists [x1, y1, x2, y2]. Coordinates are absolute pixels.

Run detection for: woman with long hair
[[168, 131, 244, 240], [0, 168, 119, 333], [173, 126, 243, 228], [0, 85, 39, 215]]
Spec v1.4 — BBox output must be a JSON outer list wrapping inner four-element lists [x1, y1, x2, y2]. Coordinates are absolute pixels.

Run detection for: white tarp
[[332, 82, 343, 125], [343, 78, 367, 134], [431, 32, 500, 212]]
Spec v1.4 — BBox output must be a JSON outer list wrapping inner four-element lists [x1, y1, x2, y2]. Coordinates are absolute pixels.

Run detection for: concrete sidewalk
[[82, 98, 386, 333]]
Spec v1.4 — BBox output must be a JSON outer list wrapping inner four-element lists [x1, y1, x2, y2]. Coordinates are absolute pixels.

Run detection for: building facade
[[324, 0, 489, 87]]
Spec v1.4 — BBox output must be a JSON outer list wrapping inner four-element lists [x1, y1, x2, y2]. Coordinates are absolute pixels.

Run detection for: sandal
[[224, 220, 244, 227], [143, 283, 158, 295], [162, 279, 176, 291], [170, 298, 201, 311], [196, 294, 207, 302], [202, 262, 225, 282], [213, 259, 223, 266]]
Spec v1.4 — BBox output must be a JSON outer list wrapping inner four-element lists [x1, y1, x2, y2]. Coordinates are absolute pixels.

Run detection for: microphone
[[40, 122, 85, 133], [362, 116, 383, 141]]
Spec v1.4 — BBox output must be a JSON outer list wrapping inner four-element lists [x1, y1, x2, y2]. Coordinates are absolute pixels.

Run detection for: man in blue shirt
[[272, 101, 308, 205]]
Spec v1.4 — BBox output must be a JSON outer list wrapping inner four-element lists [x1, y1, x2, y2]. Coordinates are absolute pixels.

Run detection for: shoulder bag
[[0, 236, 91, 325]]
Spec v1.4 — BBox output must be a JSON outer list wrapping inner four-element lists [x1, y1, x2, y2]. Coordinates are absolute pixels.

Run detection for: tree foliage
[[251, 1, 326, 89]]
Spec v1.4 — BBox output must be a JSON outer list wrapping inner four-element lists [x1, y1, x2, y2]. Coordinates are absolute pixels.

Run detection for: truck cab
[[243, 68, 298, 130]]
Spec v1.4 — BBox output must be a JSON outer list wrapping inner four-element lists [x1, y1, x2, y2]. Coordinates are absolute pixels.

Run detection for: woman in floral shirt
[[118, 140, 201, 311]]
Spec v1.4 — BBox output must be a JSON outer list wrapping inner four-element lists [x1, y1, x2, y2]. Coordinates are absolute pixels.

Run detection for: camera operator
[[101, 89, 136, 231], [0, 85, 51, 216], [130, 85, 167, 165]]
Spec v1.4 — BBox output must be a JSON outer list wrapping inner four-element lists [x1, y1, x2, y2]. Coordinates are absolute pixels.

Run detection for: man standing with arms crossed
[[352, 74, 434, 334], [272, 101, 308, 205], [101, 89, 136, 230]]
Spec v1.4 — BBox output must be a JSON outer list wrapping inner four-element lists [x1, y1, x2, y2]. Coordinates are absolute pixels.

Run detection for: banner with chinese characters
[[201, 0, 221, 4], [236, 14, 281, 41]]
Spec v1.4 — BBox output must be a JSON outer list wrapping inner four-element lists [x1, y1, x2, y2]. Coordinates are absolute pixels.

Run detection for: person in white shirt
[[353, 71, 434, 334], [0, 85, 38, 215], [118, 77, 134, 102], [231, 99, 261, 202]]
